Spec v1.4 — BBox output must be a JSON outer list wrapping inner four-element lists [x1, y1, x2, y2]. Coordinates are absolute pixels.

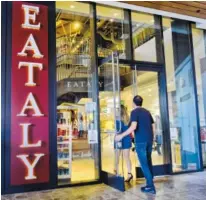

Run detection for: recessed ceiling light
[[70, 5, 75, 9], [73, 21, 81, 30]]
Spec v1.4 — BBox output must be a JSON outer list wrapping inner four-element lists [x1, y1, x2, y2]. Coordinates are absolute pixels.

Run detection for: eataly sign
[[11, 2, 49, 184]]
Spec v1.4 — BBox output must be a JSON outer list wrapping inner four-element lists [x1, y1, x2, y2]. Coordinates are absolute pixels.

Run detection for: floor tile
[[2, 171, 206, 200]]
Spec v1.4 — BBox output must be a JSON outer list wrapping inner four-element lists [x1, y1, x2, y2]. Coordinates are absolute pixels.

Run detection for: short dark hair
[[133, 95, 143, 106]]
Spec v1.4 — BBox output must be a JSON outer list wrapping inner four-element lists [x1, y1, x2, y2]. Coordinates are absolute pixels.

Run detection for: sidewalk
[[2, 171, 206, 200]]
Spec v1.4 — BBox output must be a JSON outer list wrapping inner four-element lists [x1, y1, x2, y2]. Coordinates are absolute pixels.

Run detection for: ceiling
[[124, 1, 206, 19], [56, 1, 89, 14]]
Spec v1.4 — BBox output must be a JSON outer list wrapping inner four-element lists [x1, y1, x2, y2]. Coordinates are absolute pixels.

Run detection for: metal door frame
[[130, 64, 172, 178], [98, 55, 172, 188]]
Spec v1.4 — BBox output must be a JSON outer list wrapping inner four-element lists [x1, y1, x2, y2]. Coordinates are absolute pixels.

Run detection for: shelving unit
[[58, 158, 70, 161], [56, 103, 93, 183], [57, 141, 70, 145], [57, 123, 72, 184], [58, 174, 71, 180]]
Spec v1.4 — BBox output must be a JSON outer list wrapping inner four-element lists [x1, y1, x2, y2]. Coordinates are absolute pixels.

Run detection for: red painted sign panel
[[11, 1, 49, 185]]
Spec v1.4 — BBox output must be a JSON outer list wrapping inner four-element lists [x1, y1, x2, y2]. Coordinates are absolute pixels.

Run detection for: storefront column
[[188, 22, 204, 170], [90, 2, 102, 180], [1, 1, 8, 194]]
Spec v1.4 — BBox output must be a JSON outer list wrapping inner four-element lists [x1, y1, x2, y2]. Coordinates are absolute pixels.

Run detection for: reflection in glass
[[163, 18, 201, 172], [96, 5, 130, 59], [131, 12, 161, 62], [192, 25, 206, 166]]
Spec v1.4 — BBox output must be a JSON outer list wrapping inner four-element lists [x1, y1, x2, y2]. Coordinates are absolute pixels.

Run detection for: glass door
[[99, 56, 169, 187], [116, 68, 167, 178], [99, 52, 125, 191], [129, 67, 172, 178], [132, 71, 166, 177], [99, 53, 138, 191]]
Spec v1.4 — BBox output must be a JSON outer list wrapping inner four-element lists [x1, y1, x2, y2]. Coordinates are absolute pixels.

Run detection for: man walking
[[115, 95, 156, 194]]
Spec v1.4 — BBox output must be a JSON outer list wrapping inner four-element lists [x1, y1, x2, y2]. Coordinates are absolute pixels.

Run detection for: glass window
[[163, 18, 201, 172], [96, 5, 131, 59], [131, 12, 162, 63], [192, 25, 206, 166], [56, 1, 99, 185]]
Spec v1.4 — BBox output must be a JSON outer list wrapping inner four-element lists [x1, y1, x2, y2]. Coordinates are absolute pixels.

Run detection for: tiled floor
[[2, 171, 206, 200]]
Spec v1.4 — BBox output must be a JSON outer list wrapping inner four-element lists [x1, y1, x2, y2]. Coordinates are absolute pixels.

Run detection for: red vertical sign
[[11, 2, 49, 185]]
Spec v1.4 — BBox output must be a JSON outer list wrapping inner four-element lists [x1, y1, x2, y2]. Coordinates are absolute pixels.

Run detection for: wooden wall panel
[[124, 1, 206, 19]]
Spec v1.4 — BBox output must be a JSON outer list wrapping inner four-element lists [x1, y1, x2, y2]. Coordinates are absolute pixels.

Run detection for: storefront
[[1, 1, 206, 195]]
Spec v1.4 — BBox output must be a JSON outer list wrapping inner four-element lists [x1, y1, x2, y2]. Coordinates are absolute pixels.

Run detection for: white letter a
[[17, 92, 44, 117], [18, 34, 43, 58]]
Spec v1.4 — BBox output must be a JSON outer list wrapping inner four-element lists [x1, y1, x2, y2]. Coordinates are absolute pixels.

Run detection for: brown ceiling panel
[[123, 1, 206, 19]]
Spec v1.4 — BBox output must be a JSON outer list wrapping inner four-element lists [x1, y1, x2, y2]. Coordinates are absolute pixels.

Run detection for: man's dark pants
[[135, 142, 154, 187]]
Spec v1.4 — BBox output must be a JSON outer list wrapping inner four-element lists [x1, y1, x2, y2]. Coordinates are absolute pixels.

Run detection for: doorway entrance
[[99, 52, 169, 191]]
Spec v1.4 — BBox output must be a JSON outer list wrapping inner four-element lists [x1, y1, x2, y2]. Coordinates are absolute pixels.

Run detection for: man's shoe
[[140, 186, 147, 191], [141, 185, 154, 191], [141, 186, 156, 194]]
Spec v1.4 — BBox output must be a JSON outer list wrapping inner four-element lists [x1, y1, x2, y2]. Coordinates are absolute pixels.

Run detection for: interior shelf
[[58, 157, 70, 161], [58, 175, 71, 179], [57, 141, 70, 144]]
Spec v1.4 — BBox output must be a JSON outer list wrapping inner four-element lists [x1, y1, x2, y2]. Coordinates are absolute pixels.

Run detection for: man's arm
[[152, 123, 155, 137], [150, 113, 155, 139], [115, 122, 137, 141], [122, 122, 137, 138]]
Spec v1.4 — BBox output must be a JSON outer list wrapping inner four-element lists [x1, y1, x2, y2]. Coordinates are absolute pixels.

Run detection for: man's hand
[[115, 134, 123, 142]]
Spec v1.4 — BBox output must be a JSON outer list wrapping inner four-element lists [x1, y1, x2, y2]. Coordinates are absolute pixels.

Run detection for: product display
[[57, 105, 73, 184], [57, 103, 93, 184], [57, 127, 71, 183]]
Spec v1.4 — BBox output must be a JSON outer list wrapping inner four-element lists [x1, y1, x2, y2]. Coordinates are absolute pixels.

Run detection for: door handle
[[112, 52, 117, 134], [115, 52, 122, 134]]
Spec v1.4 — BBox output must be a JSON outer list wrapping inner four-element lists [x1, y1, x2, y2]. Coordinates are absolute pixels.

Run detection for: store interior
[[55, 1, 178, 184], [100, 66, 164, 177]]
